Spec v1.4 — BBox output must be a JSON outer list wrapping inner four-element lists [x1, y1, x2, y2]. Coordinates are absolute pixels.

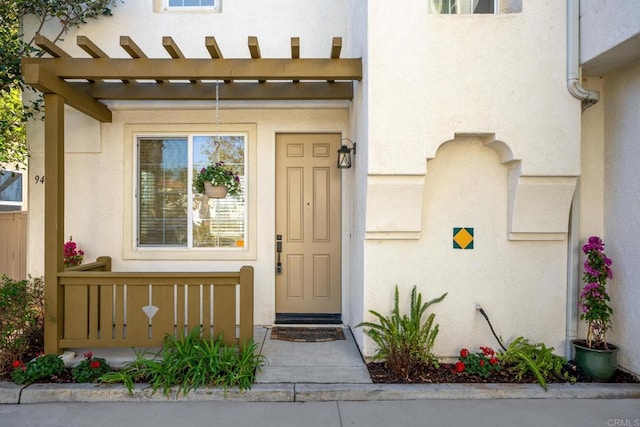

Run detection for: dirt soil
[[366, 361, 639, 385]]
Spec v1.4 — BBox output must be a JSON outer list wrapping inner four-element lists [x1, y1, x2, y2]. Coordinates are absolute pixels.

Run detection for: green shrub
[[499, 336, 575, 390], [101, 328, 265, 395], [11, 354, 65, 385], [0, 275, 44, 376], [357, 285, 447, 380], [71, 351, 112, 383]]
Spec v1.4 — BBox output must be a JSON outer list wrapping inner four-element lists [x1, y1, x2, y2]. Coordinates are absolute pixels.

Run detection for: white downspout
[[565, 0, 597, 357], [566, 181, 581, 357], [567, 0, 600, 111]]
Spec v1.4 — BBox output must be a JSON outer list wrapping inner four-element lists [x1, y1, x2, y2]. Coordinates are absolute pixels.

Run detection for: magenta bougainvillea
[[63, 236, 84, 268], [579, 236, 613, 348]]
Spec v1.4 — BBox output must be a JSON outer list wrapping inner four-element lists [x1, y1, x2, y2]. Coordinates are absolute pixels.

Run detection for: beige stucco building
[[19, 0, 638, 376]]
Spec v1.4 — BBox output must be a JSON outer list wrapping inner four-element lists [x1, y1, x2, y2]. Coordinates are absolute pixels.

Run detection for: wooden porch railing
[[55, 258, 253, 350]]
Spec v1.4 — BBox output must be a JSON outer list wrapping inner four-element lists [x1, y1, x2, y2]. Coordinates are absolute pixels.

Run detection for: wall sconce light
[[337, 138, 356, 169]]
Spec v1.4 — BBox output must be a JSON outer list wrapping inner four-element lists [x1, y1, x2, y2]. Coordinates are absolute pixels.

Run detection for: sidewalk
[[1, 326, 639, 404], [2, 399, 640, 427]]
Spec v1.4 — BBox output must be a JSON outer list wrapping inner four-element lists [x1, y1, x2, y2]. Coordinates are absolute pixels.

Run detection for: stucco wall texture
[[362, 137, 568, 358], [580, 0, 640, 377], [602, 62, 640, 375], [358, 1, 578, 356]]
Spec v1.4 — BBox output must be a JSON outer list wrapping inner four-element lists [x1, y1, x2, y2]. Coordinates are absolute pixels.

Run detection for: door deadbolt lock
[[276, 234, 283, 274]]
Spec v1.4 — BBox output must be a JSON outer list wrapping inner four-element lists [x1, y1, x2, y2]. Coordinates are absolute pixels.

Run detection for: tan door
[[275, 133, 342, 319]]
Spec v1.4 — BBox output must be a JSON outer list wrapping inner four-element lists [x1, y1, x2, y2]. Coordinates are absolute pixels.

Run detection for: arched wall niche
[[365, 132, 576, 241]]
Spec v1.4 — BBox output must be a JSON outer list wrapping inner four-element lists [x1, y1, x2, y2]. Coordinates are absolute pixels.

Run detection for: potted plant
[[572, 235, 619, 381], [193, 161, 241, 198]]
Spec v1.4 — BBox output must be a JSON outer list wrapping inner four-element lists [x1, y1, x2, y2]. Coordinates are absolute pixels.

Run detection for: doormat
[[270, 327, 346, 342]]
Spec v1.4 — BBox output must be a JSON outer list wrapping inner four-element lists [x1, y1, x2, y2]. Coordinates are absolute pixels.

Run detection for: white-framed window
[[429, 0, 497, 14], [137, 134, 246, 249], [0, 170, 23, 212], [124, 123, 257, 261], [165, 0, 221, 12]]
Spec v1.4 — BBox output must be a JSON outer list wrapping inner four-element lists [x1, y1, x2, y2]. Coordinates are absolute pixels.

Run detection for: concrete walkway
[[1, 326, 639, 404], [255, 326, 371, 384]]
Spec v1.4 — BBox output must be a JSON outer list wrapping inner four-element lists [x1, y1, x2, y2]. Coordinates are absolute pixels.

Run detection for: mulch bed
[[3, 362, 638, 385], [366, 361, 640, 385]]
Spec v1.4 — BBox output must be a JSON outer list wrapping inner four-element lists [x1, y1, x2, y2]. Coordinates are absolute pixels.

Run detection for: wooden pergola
[[21, 35, 362, 354], [22, 35, 362, 122]]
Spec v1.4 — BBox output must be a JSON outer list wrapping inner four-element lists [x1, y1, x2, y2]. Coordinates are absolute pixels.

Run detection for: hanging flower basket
[[204, 182, 228, 198], [193, 161, 241, 198]]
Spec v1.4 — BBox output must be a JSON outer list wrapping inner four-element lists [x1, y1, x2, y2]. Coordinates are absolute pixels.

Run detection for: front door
[[275, 133, 342, 323]]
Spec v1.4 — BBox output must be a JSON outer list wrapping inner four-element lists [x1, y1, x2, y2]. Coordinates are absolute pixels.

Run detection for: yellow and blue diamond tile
[[453, 227, 474, 249]]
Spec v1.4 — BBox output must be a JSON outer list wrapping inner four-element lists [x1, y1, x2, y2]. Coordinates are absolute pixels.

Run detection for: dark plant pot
[[571, 339, 619, 381]]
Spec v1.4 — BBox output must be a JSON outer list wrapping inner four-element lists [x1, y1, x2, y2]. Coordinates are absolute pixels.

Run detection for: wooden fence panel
[[153, 285, 174, 339], [57, 269, 254, 350], [0, 212, 27, 281], [64, 285, 88, 339]]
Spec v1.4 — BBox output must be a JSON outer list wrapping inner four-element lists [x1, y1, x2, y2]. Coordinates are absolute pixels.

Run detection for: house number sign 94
[[34, 175, 45, 184]]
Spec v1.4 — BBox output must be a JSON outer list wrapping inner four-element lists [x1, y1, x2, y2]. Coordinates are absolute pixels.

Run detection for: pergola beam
[[22, 63, 112, 122], [34, 35, 71, 58], [77, 35, 108, 58], [22, 58, 362, 81], [120, 35, 148, 58], [291, 37, 300, 83], [205, 36, 231, 84], [69, 81, 354, 100], [163, 36, 197, 84]]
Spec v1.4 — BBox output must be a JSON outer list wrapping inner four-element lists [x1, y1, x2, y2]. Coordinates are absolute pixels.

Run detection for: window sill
[[123, 246, 255, 261]]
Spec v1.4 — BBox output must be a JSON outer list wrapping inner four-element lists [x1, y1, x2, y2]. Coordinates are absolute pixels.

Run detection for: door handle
[[276, 234, 283, 274]]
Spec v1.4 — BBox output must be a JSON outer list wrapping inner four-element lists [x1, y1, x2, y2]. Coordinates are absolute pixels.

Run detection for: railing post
[[238, 266, 254, 349], [96, 256, 112, 271]]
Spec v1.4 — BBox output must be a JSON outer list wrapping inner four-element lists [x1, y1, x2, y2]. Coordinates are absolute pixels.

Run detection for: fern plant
[[358, 285, 447, 380], [499, 336, 575, 391]]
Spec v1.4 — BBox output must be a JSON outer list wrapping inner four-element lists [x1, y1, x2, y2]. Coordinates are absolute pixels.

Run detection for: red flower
[[479, 359, 485, 366], [84, 351, 93, 360], [489, 357, 498, 365], [454, 361, 466, 373], [459, 348, 470, 358], [90, 360, 101, 369], [480, 346, 495, 357], [12, 360, 22, 369]]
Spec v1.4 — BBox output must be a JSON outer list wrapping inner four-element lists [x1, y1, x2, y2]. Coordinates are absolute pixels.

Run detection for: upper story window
[[165, 0, 221, 11], [0, 171, 23, 212], [137, 134, 245, 250], [430, 0, 497, 14]]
